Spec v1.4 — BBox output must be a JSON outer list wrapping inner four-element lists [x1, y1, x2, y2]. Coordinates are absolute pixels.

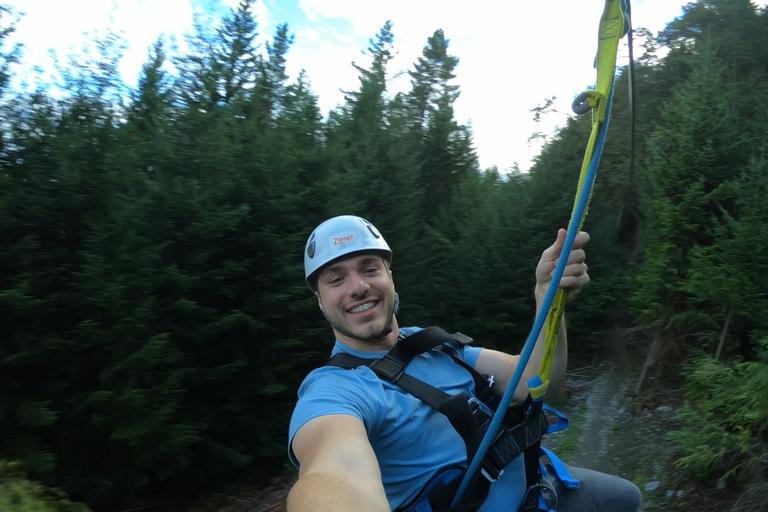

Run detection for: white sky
[[5, 0, 765, 172]]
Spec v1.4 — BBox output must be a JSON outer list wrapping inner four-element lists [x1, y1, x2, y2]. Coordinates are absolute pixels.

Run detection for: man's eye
[[363, 267, 379, 275]]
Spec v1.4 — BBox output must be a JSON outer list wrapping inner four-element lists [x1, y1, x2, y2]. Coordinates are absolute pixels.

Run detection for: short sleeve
[[288, 366, 382, 467], [455, 343, 483, 368]]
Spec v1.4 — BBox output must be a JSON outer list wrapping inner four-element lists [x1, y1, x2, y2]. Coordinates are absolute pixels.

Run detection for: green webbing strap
[[453, 0, 631, 506], [531, 0, 630, 400], [454, 2, 632, 505]]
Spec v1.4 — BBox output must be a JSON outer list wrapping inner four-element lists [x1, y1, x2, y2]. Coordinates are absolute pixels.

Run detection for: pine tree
[[633, 48, 757, 331], [323, 21, 421, 251], [678, 147, 768, 360], [406, 29, 459, 142], [405, 29, 475, 224], [0, 5, 21, 171], [0, 5, 20, 99]]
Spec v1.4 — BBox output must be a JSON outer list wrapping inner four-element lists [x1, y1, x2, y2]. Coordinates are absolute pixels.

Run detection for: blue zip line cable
[[451, 81, 617, 506]]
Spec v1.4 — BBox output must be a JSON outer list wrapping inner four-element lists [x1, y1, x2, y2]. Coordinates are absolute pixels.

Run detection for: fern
[[665, 346, 768, 483]]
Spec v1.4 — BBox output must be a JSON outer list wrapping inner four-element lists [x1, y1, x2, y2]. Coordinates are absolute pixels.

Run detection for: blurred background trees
[[0, 0, 766, 509]]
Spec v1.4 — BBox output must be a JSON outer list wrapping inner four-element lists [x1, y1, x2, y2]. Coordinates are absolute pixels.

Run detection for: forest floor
[[183, 325, 756, 512], [543, 325, 756, 512]]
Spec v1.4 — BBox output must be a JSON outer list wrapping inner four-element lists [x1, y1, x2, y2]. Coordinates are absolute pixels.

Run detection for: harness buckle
[[520, 476, 557, 512], [369, 355, 406, 382], [480, 466, 504, 483], [466, 398, 504, 483], [468, 398, 491, 432]]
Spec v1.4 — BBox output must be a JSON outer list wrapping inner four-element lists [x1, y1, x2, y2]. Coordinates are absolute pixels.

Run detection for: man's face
[[315, 253, 396, 347]]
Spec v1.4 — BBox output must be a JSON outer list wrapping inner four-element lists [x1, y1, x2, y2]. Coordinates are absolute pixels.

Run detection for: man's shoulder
[[302, 362, 367, 382], [399, 326, 423, 337], [298, 359, 384, 397]]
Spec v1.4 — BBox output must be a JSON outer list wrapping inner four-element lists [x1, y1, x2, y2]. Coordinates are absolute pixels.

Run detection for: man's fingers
[[544, 230, 590, 260], [538, 230, 590, 293], [559, 271, 590, 291], [551, 263, 588, 280], [550, 249, 586, 271], [541, 229, 567, 261], [572, 230, 591, 249], [556, 262, 588, 279]]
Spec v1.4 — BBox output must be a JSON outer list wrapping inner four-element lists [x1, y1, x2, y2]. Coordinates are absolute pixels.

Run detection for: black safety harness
[[327, 327, 557, 512]]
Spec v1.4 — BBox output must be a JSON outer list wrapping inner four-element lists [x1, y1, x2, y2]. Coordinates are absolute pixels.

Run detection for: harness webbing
[[327, 327, 549, 512], [451, 1, 631, 506]]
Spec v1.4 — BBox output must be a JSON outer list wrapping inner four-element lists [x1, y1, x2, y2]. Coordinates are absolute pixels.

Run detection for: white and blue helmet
[[304, 215, 392, 293]]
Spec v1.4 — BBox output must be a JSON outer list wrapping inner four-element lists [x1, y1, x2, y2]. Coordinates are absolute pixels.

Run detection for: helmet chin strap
[[384, 292, 400, 336]]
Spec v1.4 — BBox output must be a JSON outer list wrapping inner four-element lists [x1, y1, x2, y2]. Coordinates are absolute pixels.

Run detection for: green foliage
[[632, 0, 768, 361], [0, 1, 317, 504], [0, 460, 92, 512], [665, 346, 768, 482], [0, 4, 21, 99], [677, 151, 768, 357], [1, 0, 768, 507]]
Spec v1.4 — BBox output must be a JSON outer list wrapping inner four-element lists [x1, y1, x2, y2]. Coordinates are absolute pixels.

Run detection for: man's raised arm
[[474, 229, 590, 402]]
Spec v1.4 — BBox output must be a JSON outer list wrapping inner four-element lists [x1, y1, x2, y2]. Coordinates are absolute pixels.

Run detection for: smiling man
[[313, 250, 397, 348], [287, 215, 640, 512]]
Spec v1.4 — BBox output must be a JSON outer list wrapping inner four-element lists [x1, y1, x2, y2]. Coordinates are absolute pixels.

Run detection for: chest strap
[[330, 327, 487, 458]]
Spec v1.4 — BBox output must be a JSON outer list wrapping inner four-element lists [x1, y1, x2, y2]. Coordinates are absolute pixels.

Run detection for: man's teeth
[[350, 302, 375, 313]]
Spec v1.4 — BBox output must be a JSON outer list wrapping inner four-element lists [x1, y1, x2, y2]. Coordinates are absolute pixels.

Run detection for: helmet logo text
[[333, 234, 356, 247]]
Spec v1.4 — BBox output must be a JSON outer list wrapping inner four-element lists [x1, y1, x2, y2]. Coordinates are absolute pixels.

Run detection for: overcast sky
[[6, 0, 763, 172]]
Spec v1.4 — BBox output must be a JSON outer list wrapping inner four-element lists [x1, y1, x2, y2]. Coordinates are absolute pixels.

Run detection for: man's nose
[[347, 273, 370, 295]]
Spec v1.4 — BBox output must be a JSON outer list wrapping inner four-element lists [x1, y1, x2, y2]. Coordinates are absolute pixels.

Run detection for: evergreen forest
[[1, 0, 767, 510]]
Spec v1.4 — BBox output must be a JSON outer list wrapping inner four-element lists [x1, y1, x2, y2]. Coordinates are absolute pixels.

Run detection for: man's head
[[304, 216, 398, 347], [304, 216, 392, 292]]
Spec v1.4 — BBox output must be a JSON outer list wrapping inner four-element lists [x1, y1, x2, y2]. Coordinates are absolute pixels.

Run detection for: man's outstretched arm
[[287, 414, 389, 512]]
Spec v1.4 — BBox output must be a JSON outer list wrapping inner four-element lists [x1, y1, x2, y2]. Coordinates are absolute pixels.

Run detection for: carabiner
[[572, 91, 592, 115]]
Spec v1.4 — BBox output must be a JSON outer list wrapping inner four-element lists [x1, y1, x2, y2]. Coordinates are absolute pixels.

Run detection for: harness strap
[[328, 328, 486, 464], [438, 345, 503, 410], [328, 352, 487, 463], [327, 327, 551, 511], [480, 401, 549, 482], [541, 447, 579, 489], [334, 351, 451, 406]]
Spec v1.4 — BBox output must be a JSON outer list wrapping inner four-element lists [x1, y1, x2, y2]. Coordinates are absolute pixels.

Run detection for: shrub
[[665, 342, 768, 483], [0, 460, 92, 512]]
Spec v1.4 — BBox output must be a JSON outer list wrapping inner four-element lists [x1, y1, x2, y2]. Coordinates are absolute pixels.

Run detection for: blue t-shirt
[[288, 327, 526, 511]]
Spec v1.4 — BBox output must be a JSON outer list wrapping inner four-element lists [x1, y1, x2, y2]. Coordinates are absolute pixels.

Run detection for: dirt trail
[[570, 327, 631, 471]]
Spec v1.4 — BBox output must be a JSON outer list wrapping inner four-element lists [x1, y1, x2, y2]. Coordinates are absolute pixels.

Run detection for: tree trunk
[[714, 307, 735, 361], [634, 328, 662, 396]]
